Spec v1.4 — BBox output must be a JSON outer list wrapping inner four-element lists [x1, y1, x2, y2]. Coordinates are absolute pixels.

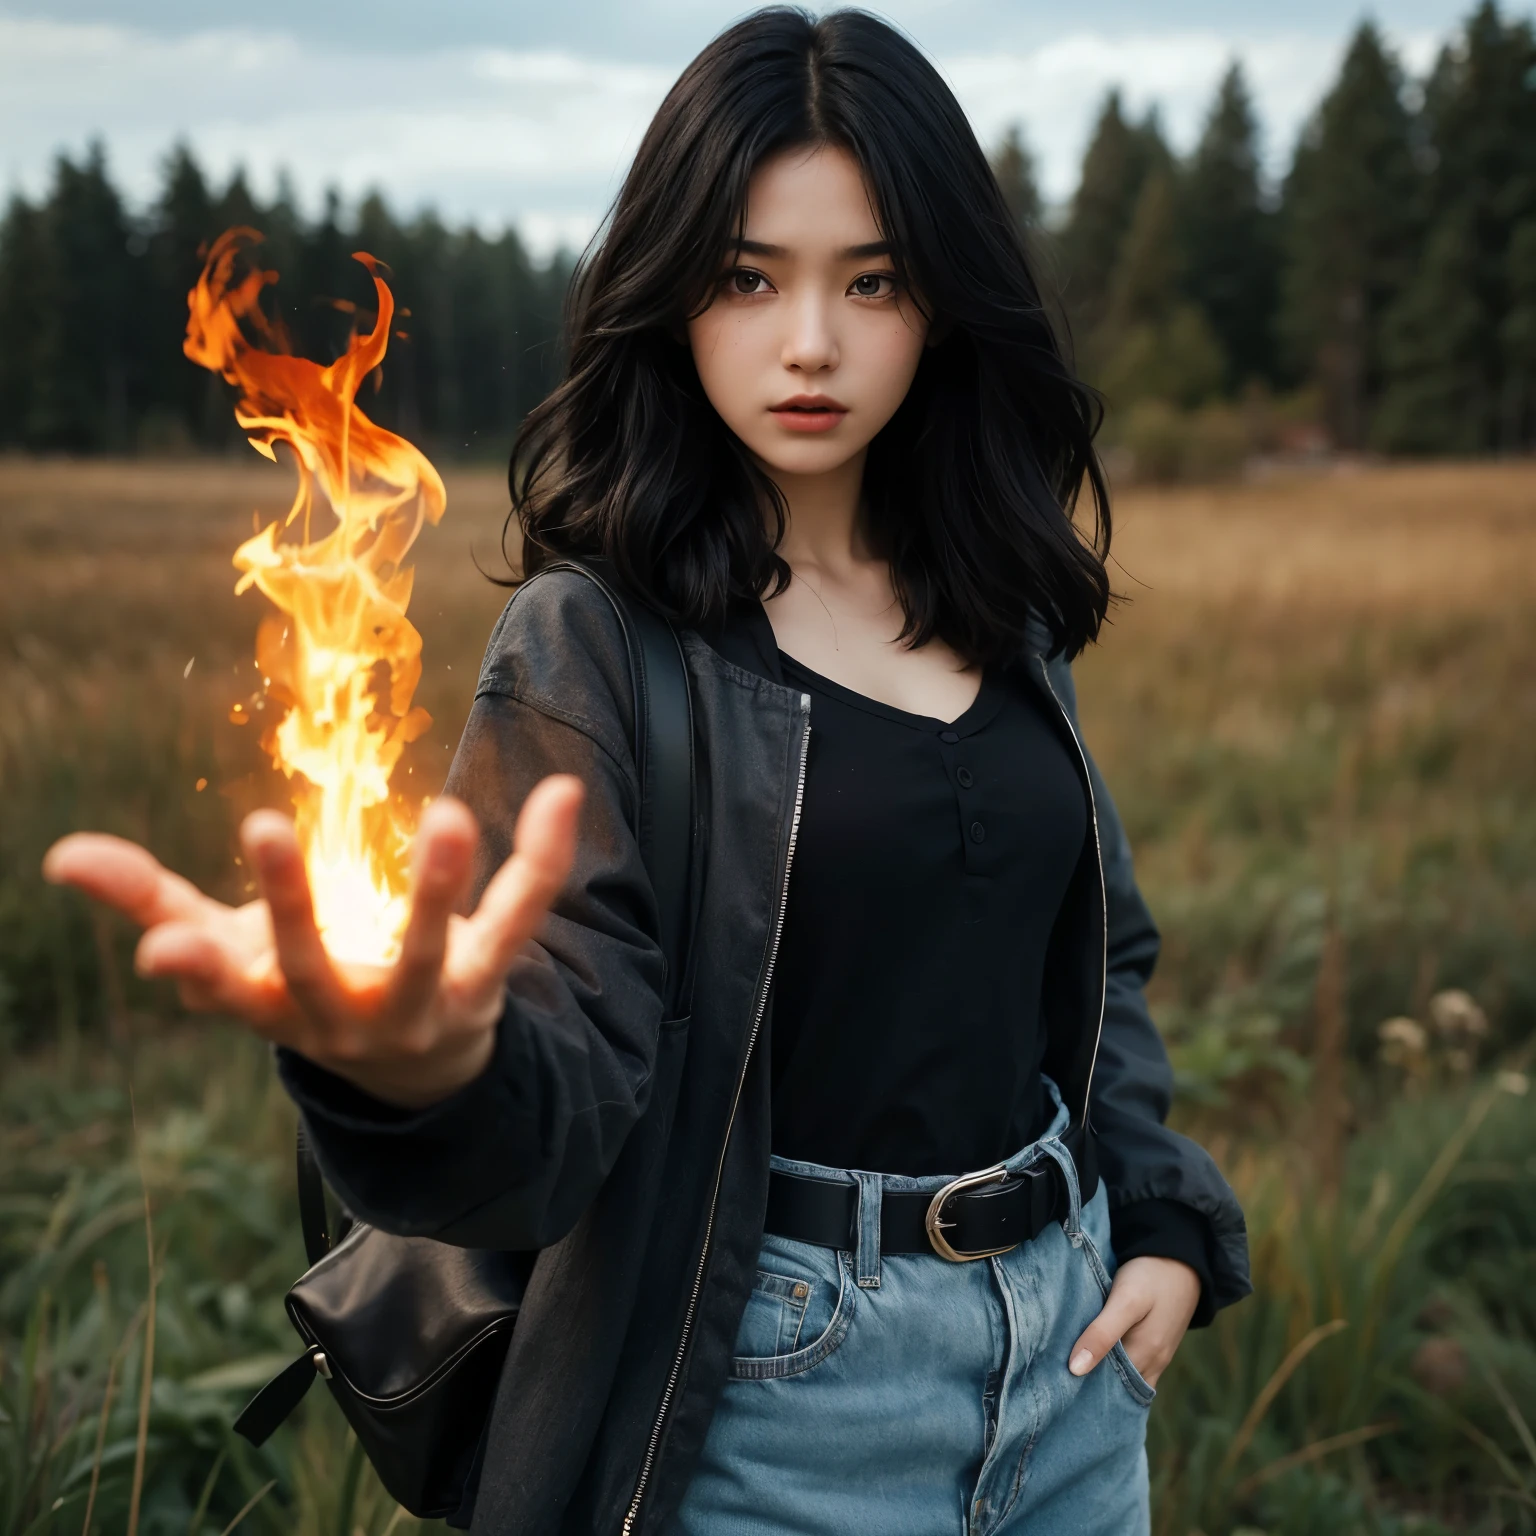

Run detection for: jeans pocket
[[733, 1268, 813, 1357], [1078, 1230, 1158, 1408], [729, 1238, 855, 1380]]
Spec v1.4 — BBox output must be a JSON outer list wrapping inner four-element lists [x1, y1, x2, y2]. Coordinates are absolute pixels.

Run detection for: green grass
[[0, 1031, 433, 1536], [1150, 1064, 1536, 1534], [4, 1030, 1533, 1534]]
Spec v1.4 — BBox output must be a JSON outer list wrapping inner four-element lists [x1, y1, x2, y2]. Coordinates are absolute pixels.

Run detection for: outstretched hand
[[42, 776, 585, 1110]]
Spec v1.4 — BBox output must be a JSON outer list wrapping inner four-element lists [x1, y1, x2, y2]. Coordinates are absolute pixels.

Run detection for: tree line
[[0, 148, 573, 461], [991, 1, 1536, 460], [1, 1, 1534, 462]]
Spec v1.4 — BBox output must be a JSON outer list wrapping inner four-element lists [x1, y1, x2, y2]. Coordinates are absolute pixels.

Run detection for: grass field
[[2, 455, 1535, 1534]]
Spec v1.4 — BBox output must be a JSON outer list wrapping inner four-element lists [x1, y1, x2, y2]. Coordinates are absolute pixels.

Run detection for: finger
[[458, 775, 584, 997], [388, 798, 479, 1023], [43, 834, 212, 928], [241, 811, 341, 1020], [1117, 1317, 1168, 1387], [1069, 1286, 1153, 1377], [136, 922, 297, 1033]]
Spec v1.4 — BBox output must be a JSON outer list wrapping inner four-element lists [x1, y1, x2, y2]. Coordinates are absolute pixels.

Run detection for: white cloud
[[0, 16, 672, 255], [947, 27, 1442, 202], [0, 12, 1448, 253]]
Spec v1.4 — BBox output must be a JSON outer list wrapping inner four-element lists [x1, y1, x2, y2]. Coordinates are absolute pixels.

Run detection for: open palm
[[42, 776, 584, 1109]]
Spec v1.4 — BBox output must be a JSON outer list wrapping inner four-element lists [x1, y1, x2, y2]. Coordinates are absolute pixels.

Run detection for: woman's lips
[[769, 395, 848, 434]]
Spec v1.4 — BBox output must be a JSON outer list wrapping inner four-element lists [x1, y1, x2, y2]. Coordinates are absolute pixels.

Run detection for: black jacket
[[280, 571, 1251, 1535]]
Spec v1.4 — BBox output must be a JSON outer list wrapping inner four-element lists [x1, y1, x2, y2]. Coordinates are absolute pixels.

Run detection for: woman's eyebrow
[[730, 239, 894, 259]]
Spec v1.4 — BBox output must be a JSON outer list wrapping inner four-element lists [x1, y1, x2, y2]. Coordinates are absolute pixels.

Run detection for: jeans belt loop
[[854, 1171, 882, 1289], [1041, 1138, 1084, 1248]]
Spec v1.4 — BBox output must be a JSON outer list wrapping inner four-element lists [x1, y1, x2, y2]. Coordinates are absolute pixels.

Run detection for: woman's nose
[[780, 292, 838, 373]]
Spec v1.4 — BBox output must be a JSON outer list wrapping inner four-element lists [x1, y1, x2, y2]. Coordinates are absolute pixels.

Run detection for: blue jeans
[[671, 1083, 1153, 1536]]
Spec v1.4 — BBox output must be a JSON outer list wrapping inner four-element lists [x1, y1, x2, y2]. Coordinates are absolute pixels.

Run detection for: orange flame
[[184, 227, 446, 965]]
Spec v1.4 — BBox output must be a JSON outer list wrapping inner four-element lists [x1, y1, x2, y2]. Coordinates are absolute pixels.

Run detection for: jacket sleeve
[[276, 571, 665, 1252], [1046, 653, 1253, 1321]]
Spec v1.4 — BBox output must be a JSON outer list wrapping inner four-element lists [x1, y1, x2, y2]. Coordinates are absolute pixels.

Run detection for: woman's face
[[686, 143, 930, 482]]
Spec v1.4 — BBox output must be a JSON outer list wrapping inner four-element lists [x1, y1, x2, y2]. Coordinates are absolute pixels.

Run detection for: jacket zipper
[[622, 694, 812, 1536], [1038, 660, 1109, 1123]]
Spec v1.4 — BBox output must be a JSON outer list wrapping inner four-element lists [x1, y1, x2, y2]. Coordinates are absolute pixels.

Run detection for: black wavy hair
[[508, 6, 1111, 663]]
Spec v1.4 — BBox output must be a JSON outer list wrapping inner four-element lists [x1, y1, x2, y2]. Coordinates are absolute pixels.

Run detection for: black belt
[[765, 1157, 1069, 1262]]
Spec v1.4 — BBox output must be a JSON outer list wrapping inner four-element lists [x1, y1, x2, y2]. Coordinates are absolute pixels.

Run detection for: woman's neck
[[766, 447, 870, 574], [756, 445, 981, 722]]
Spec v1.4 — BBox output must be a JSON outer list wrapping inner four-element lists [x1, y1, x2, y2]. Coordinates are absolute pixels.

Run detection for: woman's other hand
[[41, 776, 584, 1111], [1067, 1254, 1202, 1389]]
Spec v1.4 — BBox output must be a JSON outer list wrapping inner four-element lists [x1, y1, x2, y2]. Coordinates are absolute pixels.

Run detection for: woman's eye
[[728, 269, 770, 295], [850, 273, 896, 299]]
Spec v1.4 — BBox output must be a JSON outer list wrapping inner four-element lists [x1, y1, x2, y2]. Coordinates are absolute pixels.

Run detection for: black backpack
[[232, 562, 696, 1525]]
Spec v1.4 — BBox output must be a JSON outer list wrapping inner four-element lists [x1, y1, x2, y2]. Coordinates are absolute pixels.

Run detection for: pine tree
[[292, 188, 363, 368], [990, 124, 1043, 233], [1180, 63, 1278, 389], [1504, 218, 1536, 444], [1104, 170, 1181, 332], [25, 143, 148, 450], [410, 212, 463, 442], [145, 143, 218, 448], [1374, 208, 1487, 451], [369, 204, 439, 443], [1376, 2, 1536, 451], [257, 171, 306, 291], [1096, 168, 1225, 409], [1281, 23, 1420, 448], [0, 196, 48, 447], [1058, 92, 1171, 338]]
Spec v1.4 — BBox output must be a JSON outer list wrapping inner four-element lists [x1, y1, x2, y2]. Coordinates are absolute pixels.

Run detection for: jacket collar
[[708, 597, 788, 686]]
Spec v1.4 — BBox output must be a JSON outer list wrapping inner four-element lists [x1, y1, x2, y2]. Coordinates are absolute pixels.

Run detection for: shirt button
[[956, 766, 974, 788], [940, 730, 959, 744], [970, 821, 986, 843]]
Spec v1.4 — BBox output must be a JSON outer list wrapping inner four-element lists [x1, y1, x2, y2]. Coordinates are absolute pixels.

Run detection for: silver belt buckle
[[924, 1162, 1020, 1262]]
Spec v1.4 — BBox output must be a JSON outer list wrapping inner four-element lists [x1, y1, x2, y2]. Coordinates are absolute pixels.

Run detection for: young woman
[[46, 8, 1250, 1534]]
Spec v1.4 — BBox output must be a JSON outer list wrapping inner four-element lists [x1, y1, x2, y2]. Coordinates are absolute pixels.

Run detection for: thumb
[[1069, 1284, 1149, 1378]]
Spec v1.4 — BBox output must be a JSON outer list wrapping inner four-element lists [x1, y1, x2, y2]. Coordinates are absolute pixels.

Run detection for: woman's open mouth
[[769, 394, 849, 433]]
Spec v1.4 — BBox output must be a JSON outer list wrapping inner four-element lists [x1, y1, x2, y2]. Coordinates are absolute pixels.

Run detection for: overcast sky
[[1, 1, 1520, 257]]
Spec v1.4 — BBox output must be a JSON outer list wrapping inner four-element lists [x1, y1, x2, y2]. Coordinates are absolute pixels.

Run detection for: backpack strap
[[539, 559, 696, 1020], [296, 1119, 334, 1266]]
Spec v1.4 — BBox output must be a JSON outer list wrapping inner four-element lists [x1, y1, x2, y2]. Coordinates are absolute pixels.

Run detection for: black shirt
[[770, 650, 1088, 1175], [769, 647, 1218, 1306]]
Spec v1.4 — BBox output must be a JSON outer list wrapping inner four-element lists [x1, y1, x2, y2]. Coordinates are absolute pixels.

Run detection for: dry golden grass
[[0, 453, 515, 733], [9, 453, 1531, 699], [1102, 460, 1536, 614], [1076, 461, 1536, 817]]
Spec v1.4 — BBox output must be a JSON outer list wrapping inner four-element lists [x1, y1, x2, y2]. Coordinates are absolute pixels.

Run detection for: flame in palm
[[184, 227, 446, 965]]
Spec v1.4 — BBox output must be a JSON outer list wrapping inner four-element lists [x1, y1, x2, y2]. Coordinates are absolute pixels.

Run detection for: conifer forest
[[2, 5, 1536, 1536], [3, 4, 1535, 468]]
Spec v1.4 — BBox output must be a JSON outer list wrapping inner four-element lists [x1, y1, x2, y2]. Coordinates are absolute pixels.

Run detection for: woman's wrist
[[1109, 1197, 1216, 1327], [278, 1000, 506, 1121], [333, 1026, 499, 1110]]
